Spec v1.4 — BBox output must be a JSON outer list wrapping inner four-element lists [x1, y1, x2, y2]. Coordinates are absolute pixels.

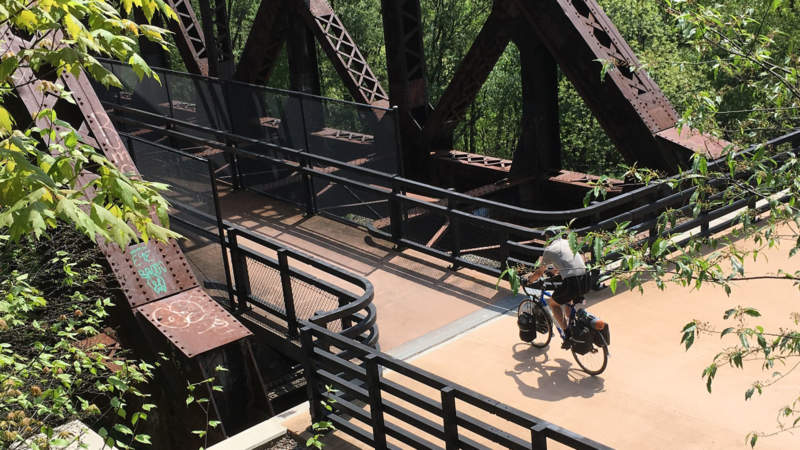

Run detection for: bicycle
[[517, 278, 611, 375]]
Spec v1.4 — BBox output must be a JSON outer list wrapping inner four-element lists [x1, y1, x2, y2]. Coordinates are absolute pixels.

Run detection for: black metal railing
[[120, 112, 606, 450], [227, 224, 377, 347], [120, 133, 378, 347], [110, 103, 800, 278], [96, 57, 403, 176], [300, 321, 611, 449]]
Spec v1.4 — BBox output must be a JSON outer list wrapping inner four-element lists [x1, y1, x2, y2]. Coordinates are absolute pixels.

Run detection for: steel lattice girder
[[513, 0, 727, 169], [234, 0, 389, 108], [298, 0, 389, 107], [165, 0, 209, 75]]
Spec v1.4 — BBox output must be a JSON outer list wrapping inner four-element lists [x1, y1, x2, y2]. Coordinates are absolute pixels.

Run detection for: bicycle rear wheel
[[572, 342, 608, 375], [518, 300, 552, 348]]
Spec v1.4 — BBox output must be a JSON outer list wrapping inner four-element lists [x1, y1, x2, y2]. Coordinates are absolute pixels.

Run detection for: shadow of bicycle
[[504, 342, 605, 401]]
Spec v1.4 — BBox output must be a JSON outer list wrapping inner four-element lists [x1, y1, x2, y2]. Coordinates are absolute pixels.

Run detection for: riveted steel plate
[[101, 239, 199, 308], [136, 287, 252, 358], [657, 126, 731, 159]]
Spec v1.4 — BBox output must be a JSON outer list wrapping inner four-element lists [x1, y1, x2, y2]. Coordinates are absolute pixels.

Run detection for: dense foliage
[[0, 0, 178, 247], [0, 228, 156, 448]]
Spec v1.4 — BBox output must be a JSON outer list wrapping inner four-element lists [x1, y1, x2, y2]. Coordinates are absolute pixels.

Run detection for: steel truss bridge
[[5, 0, 800, 446]]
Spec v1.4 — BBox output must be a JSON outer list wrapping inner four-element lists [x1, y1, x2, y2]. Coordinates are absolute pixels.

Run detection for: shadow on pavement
[[504, 342, 605, 401]]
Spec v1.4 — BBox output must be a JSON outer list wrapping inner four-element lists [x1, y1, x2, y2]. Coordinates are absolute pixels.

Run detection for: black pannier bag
[[593, 323, 610, 347], [571, 325, 594, 354], [534, 307, 550, 334], [518, 311, 535, 342]]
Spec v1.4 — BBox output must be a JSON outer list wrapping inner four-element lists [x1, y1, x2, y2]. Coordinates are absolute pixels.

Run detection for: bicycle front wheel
[[572, 342, 608, 375]]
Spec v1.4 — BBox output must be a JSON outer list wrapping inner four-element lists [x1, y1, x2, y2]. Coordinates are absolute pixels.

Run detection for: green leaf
[[743, 308, 761, 317], [186, 395, 194, 405], [114, 424, 133, 435], [134, 434, 152, 444], [730, 257, 744, 276], [0, 105, 14, 136], [128, 53, 154, 81], [609, 278, 618, 294], [720, 327, 735, 338]]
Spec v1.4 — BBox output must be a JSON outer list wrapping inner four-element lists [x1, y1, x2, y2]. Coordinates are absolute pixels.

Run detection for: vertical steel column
[[531, 423, 548, 449], [380, 0, 429, 121], [441, 386, 459, 449], [511, 29, 561, 179], [278, 249, 300, 338], [214, 0, 235, 78], [364, 354, 387, 449], [198, 0, 221, 77], [300, 327, 324, 422], [233, 0, 289, 84], [229, 230, 251, 311]]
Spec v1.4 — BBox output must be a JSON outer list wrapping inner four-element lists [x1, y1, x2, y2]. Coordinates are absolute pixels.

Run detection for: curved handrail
[[225, 224, 378, 346]]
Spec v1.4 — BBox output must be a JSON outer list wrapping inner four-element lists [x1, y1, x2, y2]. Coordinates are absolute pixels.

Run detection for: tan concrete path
[[398, 233, 800, 449], [220, 189, 512, 352]]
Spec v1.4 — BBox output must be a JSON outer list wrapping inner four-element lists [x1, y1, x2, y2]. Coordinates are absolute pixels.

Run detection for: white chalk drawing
[[151, 299, 237, 335]]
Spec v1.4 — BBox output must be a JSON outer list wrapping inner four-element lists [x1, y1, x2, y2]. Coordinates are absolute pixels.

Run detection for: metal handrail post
[[209, 161, 236, 308], [278, 249, 300, 338]]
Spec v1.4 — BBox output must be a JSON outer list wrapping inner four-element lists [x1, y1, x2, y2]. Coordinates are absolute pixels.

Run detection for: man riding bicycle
[[526, 236, 591, 349]]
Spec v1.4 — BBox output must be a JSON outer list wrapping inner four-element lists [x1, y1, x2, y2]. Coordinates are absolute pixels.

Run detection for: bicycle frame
[[527, 289, 576, 341]]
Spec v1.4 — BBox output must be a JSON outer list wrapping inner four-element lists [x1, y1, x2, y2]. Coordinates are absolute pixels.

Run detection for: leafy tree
[[0, 0, 179, 248], [0, 228, 157, 448], [0, 0, 192, 447]]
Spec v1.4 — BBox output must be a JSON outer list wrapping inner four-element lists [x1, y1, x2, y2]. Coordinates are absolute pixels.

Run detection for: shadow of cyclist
[[504, 343, 605, 401]]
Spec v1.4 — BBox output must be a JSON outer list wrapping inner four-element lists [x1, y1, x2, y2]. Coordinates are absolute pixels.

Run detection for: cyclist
[[526, 236, 591, 349]]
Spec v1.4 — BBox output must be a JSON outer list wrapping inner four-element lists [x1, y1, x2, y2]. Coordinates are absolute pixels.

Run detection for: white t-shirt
[[541, 238, 586, 278]]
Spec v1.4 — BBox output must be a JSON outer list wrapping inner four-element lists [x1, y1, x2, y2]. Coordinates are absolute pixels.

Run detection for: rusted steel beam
[[421, 5, 515, 151], [512, 0, 683, 170], [137, 287, 252, 358], [234, 0, 289, 84], [511, 27, 562, 178], [5, 27, 251, 358], [164, 0, 209, 75], [297, 0, 389, 108], [214, 0, 235, 78], [198, 0, 221, 77], [287, 8, 322, 95], [381, 0, 429, 122]]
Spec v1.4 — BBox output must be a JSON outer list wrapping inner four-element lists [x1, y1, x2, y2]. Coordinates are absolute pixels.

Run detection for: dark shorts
[[551, 274, 590, 305]]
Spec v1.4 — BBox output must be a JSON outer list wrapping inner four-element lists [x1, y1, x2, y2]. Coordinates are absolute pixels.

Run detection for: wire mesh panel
[[303, 97, 400, 176], [233, 144, 307, 207], [289, 276, 341, 332], [243, 255, 285, 315], [311, 160, 391, 227], [123, 137, 216, 219]]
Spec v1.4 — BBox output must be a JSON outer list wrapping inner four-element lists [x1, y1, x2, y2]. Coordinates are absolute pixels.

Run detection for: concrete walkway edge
[[387, 293, 524, 361]]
